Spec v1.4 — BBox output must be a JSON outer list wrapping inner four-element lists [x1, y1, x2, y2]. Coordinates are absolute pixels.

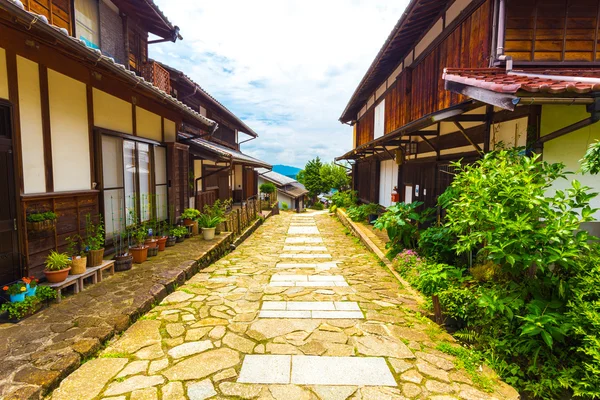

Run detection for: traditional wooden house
[[256, 168, 308, 212], [156, 62, 271, 211], [336, 0, 600, 235], [0, 0, 217, 284]]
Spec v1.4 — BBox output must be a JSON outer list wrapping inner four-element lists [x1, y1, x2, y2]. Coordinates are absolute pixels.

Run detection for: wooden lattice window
[[140, 61, 171, 94], [23, 0, 72, 33], [128, 25, 148, 74]]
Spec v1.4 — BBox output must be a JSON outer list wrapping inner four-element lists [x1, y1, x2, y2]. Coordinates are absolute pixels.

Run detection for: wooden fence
[[222, 196, 277, 236]]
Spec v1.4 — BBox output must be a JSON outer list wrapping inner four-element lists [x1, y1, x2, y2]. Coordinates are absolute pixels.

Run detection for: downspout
[[496, 0, 506, 58], [490, 0, 500, 66]]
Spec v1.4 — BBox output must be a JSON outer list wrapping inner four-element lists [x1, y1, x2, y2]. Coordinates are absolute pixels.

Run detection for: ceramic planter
[[176, 236, 184, 243], [147, 246, 158, 257], [44, 267, 71, 283], [70, 256, 87, 275], [114, 254, 133, 272], [166, 236, 176, 247], [10, 292, 26, 303], [157, 236, 168, 251], [87, 248, 105, 267], [202, 227, 216, 240], [130, 246, 148, 264], [26, 286, 37, 297]]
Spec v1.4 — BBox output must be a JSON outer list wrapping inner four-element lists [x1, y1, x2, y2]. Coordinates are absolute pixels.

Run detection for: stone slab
[[285, 237, 323, 244], [237, 355, 291, 384], [280, 254, 332, 259], [290, 356, 397, 386], [287, 227, 320, 235], [283, 246, 328, 251]]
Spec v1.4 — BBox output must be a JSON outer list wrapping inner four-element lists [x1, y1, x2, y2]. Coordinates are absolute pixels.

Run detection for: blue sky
[[152, 0, 409, 168]]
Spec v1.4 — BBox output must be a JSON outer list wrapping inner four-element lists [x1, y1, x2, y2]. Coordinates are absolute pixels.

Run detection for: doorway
[[0, 103, 20, 285]]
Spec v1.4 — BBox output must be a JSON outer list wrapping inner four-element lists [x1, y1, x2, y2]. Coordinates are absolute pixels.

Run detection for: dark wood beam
[[454, 121, 483, 153], [483, 105, 493, 153], [419, 134, 438, 153], [445, 80, 518, 111], [39, 65, 53, 192]]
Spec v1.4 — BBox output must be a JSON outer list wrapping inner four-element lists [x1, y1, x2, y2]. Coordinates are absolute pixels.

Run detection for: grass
[[100, 352, 132, 359], [437, 342, 496, 393]]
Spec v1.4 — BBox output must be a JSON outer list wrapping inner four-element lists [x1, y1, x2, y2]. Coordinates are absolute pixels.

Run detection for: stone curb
[[334, 208, 424, 305]]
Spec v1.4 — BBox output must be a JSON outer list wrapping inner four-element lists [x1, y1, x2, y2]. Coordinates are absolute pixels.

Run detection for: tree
[[259, 182, 276, 194], [303, 157, 328, 200], [296, 169, 306, 185], [320, 162, 350, 191]]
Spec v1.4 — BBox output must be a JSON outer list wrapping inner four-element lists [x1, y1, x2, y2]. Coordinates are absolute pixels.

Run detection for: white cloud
[[152, 0, 409, 168]]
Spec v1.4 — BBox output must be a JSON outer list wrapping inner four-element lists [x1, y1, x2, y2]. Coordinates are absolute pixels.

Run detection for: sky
[[152, 0, 410, 168]]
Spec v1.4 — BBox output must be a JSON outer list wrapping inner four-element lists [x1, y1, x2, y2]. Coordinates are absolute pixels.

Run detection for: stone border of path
[[335, 208, 424, 305], [0, 216, 271, 400]]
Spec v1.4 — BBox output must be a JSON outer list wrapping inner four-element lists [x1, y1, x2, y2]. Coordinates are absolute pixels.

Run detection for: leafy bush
[[26, 211, 57, 222], [85, 214, 105, 251], [259, 182, 276, 194], [581, 139, 600, 175], [181, 208, 201, 221], [281, 202, 289, 211], [330, 190, 357, 208], [373, 202, 432, 257], [310, 202, 324, 210], [418, 226, 463, 265], [346, 203, 379, 223]]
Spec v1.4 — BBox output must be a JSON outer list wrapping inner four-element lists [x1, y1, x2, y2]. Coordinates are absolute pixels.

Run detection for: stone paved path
[[50, 211, 519, 400]]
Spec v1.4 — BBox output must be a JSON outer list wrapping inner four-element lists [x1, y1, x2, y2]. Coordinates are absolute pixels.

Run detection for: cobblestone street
[[50, 211, 518, 400]]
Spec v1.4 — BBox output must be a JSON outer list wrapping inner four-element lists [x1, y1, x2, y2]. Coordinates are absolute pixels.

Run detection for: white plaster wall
[[278, 193, 293, 210], [136, 107, 161, 142], [415, 18, 443, 59], [446, 0, 474, 25], [490, 117, 528, 149], [93, 89, 132, 134], [379, 159, 399, 208], [17, 56, 46, 194], [233, 164, 243, 191]]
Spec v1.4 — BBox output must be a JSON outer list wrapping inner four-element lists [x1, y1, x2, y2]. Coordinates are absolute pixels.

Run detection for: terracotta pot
[[202, 227, 216, 240], [70, 256, 87, 275], [191, 221, 199, 235], [130, 246, 148, 264], [157, 236, 168, 251], [87, 248, 105, 267], [183, 218, 194, 226], [147, 246, 158, 257], [44, 267, 71, 283], [114, 254, 133, 272], [145, 239, 158, 249], [166, 236, 176, 247]]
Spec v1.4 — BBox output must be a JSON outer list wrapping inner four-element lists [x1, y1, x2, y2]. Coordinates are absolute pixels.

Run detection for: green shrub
[[281, 202, 289, 211], [259, 182, 276, 194], [330, 190, 357, 208], [373, 202, 432, 257], [310, 202, 324, 210], [418, 225, 463, 265], [347, 205, 367, 222]]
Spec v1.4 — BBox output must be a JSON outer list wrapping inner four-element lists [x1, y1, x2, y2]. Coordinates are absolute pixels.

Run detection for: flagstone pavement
[[50, 211, 519, 400]]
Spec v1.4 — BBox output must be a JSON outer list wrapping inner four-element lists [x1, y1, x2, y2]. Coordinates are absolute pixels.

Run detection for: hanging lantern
[[406, 141, 418, 155]]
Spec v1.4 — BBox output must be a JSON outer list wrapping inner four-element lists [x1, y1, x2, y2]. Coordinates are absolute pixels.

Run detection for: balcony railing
[[141, 61, 171, 94]]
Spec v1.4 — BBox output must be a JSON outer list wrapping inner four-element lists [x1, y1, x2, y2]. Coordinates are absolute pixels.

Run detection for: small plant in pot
[[44, 251, 71, 283], [3, 282, 28, 303], [144, 221, 159, 257], [165, 223, 177, 247], [197, 214, 222, 241], [156, 220, 168, 251], [204, 199, 231, 235], [26, 211, 57, 232], [85, 214, 105, 267], [181, 208, 200, 235], [113, 230, 133, 272], [130, 226, 148, 264], [22, 277, 38, 297], [171, 226, 187, 243], [66, 234, 87, 275]]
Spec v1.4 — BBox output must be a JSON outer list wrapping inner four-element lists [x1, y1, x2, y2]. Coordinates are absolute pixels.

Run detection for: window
[[374, 99, 385, 139], [101, 133, 166, 237], [26, 0, 72, 33], [74, 0, 99, 49], [128, 26, 148, 74]]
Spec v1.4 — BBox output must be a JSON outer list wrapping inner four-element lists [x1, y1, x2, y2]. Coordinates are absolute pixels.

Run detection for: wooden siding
[[357, 0, 493, 141], [506, 0, 600, 62], [23, 0, 72, 34]]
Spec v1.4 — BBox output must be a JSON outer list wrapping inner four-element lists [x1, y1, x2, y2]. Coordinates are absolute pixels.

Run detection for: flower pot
[[166, 236, 176, 247], [26, 286, 37, 297], [147, 246, 158, 257], [157, 236, 168, 251], [44, 267, 71, 283], [114, 254, 133, 272], [216, 222, 225, 235], [10, 292, 26, 303], [27, 219, 56, 232], [145, 239, 158, 249], [367, 214, 379, 224], [70, 256, 87, 275], [183, 218, 194, 226], [191, 221, 199, 235], [87, 248, 105, 267], [176, 236, 184, 243], [202, 227, 216, 240], [130, 246, 148, 264]]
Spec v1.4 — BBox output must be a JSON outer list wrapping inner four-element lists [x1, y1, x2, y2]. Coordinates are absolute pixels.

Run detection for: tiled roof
[[1, 0, 214, 129], [443, 68, 600, 95], [256, 168, 298, 186], [181, 134, 271, 169]]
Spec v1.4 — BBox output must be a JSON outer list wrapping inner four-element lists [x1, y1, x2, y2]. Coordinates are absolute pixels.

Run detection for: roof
[[0, 0, 215, 130], [279, 183, 308, 199], [339, 0, 449, 123], [443, 68, 600, 95], [111, 0, 182, 41], [157, 61, 258, 138], [256, 168, 297, 186], [181, 134, 271, 169]]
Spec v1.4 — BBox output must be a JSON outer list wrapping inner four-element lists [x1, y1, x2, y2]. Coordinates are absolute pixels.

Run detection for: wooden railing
[[141, 61, 171, 94], [195, 191, 216, 212]]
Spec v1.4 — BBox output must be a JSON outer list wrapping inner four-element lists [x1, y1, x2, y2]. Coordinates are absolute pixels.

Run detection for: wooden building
[[157, 62, 271, 210], [256, 168, 308, 213], [0, 0, 217, 284], [336, 0, 600, 235]]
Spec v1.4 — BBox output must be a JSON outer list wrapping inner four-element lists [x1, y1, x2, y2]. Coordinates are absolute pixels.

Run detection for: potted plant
[[66, 234, 87, 275], [113, 230, 133, 272], [204, 199, 231, 235], [197, 214, 222, 240], [26, 211, 57, 232], [3, 282, 27, 303], [171, 226, 187, 243], [22, 277, 38, 297], [130, 225, 148, 264], [181, 208, 200, 235], [165, 223, 176, 247], [85, 214, 105, 267], [143, 221, 158, 257], [43, 251, 71, 283], [155, 220, 168, 251]]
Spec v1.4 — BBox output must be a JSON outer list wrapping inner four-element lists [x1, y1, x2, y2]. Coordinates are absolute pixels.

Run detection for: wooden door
[[0, 104, 20, 285]]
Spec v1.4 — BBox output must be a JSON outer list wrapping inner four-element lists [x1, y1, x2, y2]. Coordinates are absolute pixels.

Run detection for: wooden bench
[[41, 260, 116, 302]]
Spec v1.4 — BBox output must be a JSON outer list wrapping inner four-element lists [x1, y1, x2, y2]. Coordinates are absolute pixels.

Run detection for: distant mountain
[[272, 164, 302, 179]]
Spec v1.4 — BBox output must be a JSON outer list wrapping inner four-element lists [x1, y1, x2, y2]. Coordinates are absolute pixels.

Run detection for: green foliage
[[3, 282, 26, 296], [373, 201, 432, 256], [281, 202, 289, 211], [26, 211, 57, 222], [330, 190, 357, 208], [197, 214, 222, 228], [66, 234, 86, 257], [44, 251, 71, 271], [1, 285, 56, 320], [259, 182, 276, 194], [581, 139, 600, 175], [310, 202, 324, 210], [296, 169, 305, 184], [347, 203, 379, 223], [303, 157, 328, 198], [36, 285, 57, 301], [180, 208, 201, 221], [204, 199, 231, 220], [418, 226, 463, 265], [437, 343, 495, 392], [170, 226, 188, 238], [329, 204, 337, 213], [320, 162, 351, 191], [133, 224, 148, 246], [85, 214, 105, 251]]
